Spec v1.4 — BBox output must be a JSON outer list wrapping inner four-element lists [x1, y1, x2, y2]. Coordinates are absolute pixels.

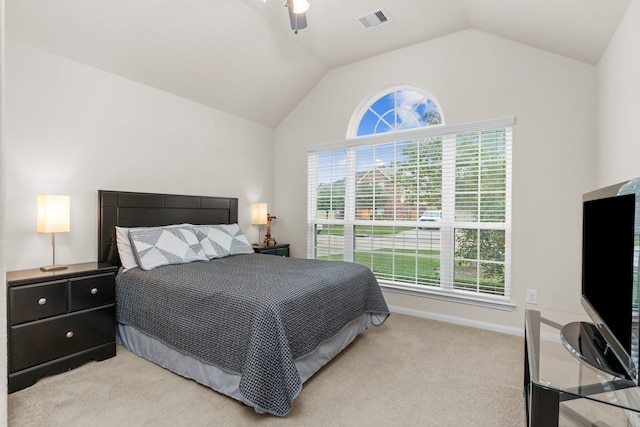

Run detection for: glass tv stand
[[525, 309, 640, 426]]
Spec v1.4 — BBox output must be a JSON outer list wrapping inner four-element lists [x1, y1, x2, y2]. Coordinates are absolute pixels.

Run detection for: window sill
[[380, 281, 516, 311]]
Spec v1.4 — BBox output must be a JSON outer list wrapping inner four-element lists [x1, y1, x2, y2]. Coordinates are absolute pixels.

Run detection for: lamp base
[[40, 264, 68, 272]]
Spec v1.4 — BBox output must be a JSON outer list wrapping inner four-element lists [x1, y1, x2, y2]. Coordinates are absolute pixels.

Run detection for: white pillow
[[115, 226, 138, 272]]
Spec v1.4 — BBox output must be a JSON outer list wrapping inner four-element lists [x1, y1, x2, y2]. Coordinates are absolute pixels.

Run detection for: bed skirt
[[116, 312, 377, 413]]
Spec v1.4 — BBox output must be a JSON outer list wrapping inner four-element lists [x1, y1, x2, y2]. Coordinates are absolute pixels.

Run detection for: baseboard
[[388, 304, 525, 337]]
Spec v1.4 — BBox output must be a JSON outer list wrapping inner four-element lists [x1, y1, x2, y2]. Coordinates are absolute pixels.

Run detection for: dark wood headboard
[[98, 190, 239, 265]]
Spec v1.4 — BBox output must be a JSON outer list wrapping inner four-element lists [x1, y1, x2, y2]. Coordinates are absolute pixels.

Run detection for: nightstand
[[7, 262, 118, 393], [253, 243, 290, 257]]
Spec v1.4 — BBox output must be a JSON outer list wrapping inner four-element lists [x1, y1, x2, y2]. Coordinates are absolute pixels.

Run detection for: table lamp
[[37, 194, 70, 272], [251, 203, 268, 246]]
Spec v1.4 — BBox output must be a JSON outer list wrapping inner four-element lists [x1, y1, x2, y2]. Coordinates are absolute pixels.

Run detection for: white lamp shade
[[37, 195, 70, 233], [292, 0, 310, 14], [251, 203, 268, 225]]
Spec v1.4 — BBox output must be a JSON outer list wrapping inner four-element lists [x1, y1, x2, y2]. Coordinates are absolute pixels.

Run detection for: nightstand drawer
[[272, 247, 289, 256], [10, 305, 115, 372], [9, 281, 67, 325], [69, 273, 115, 312], [253, 243, 290, 257]]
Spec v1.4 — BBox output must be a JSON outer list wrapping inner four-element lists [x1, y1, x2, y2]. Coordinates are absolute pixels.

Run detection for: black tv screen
[[581, 178, 640, 381]]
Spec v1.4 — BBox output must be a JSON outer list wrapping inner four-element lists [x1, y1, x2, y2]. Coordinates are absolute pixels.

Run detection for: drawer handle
[[90, 288, 98, 295], [37, 298, 47, 306], [65, 331, 74, 339]]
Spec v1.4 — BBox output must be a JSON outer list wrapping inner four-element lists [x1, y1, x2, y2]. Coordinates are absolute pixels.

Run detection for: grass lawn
[[316, 225, 505, 293], [319, 249, 441, 286], [319, 248, 504, 293]]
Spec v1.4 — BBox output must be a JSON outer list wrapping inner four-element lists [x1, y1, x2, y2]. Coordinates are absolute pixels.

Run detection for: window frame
[[307, 116, 515, 311]]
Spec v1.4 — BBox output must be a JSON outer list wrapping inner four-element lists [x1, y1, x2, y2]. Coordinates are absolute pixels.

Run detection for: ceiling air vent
[[358, 9, 390, 29]]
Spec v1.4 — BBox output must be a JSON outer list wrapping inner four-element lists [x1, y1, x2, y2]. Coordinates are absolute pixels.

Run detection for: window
[[353, 87, 443, 136], [308, 87, 514, 308]]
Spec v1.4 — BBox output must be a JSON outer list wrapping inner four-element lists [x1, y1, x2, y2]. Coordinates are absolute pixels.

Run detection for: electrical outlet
[[526, 289, 538, 305]]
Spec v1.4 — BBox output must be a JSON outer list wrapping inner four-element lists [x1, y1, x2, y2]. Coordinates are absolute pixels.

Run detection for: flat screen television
[[561, 177, 640, 382]]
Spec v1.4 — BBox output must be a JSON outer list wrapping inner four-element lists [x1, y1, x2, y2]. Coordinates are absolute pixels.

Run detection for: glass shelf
[[525, 309, 640, 426]]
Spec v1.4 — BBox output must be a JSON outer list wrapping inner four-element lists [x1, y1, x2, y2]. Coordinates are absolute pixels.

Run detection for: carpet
[[8, 313, 525, 426]]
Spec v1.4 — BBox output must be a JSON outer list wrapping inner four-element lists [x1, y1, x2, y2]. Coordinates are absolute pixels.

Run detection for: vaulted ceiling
[[6, 0, 631, 127]]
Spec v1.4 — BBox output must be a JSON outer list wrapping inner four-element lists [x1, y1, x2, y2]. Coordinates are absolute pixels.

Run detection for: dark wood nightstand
[[253, 243, 290, 257], [7, 262, 118, 393]]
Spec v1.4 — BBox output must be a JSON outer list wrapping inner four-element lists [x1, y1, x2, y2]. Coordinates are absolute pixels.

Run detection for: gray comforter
[[115, 253, 389, 416]]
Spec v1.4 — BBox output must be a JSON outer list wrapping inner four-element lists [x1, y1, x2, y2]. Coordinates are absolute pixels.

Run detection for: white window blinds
[[307, 117, 513, 302]]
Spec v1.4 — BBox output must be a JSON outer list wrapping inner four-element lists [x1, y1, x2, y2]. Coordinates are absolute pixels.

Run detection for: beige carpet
[[8, 314, 525, 426]]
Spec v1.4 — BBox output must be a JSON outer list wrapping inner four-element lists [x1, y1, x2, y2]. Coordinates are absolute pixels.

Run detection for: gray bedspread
[[115, 253, 389, 416]]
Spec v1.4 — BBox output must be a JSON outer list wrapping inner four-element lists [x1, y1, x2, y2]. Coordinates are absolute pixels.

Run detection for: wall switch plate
[[526, 289, 538, 305]]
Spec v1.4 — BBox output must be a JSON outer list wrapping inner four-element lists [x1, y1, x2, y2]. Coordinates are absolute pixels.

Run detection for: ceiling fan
[[285, 0, 309, 34]]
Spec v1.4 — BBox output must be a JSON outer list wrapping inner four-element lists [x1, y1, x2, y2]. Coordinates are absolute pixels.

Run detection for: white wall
[[274, 29, 597, 330], [597, 0, 640, 186], [5, 42, 275, 271], [1, 1, 8, 424], [3, 40, 275, 426]]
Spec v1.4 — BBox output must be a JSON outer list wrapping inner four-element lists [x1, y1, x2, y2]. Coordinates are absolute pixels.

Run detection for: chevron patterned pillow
[[129, 226, 208, 270], [194, 224, 254, 259]]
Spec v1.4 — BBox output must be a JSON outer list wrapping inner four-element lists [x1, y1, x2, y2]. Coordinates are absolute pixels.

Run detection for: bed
[[98, 190, 389, 416]]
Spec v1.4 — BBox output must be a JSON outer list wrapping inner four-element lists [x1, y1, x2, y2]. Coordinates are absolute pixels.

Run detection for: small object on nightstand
[[6, 262, 118, 393], [264, 213, 277, 246], [253, 243, 289, 257]]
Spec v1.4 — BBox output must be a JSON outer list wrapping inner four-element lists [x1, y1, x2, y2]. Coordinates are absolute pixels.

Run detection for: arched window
[[351, 87, 443, 137], [308, 86, 513, 309]]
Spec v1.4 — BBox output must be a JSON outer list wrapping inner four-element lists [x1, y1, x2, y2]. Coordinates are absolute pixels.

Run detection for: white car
[[419, 211, 442, 222]]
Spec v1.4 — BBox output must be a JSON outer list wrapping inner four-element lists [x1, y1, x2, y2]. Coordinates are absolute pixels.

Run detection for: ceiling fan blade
[[287, 2, 307, 32]]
